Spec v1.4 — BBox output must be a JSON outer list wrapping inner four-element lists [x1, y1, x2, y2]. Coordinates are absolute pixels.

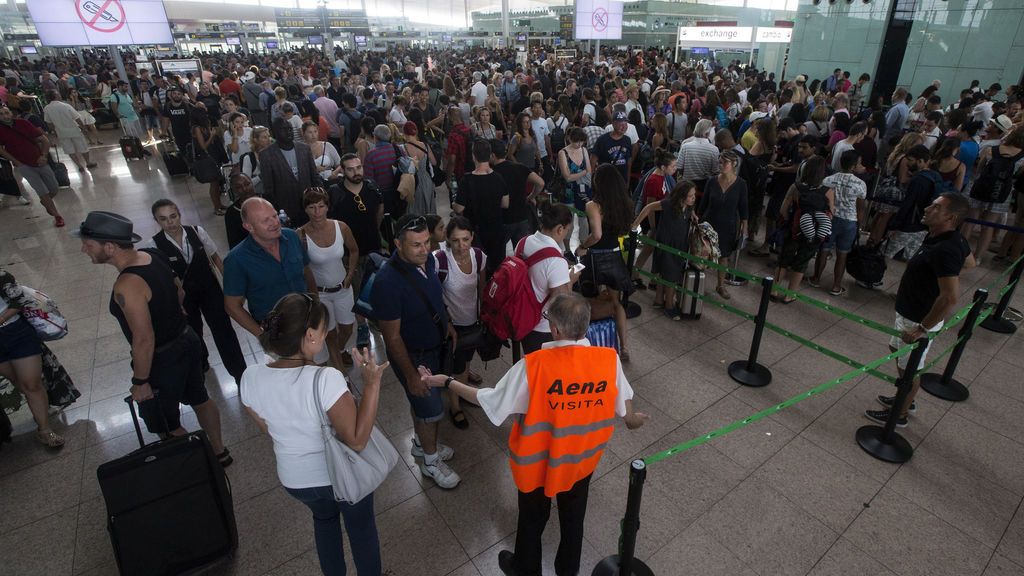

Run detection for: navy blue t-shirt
[[593, 132, 633, 184], [370, 254, 448, 350]]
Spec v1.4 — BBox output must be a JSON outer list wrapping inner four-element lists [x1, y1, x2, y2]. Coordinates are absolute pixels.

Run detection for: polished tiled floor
[[2, 131, 1024, 576]]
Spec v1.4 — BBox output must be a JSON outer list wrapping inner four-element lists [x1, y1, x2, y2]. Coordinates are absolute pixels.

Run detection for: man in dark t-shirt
[[865, 193, 974, 428], [454, 140, 510, 276], [490, 138, 545, 248], [161, 87, 193, 151], [592, 110, 633, 185]]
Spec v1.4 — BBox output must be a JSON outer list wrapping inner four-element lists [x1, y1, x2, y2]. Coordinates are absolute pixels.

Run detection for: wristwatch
[[444, 376, 455, 389], [131, 377, 149, 386]]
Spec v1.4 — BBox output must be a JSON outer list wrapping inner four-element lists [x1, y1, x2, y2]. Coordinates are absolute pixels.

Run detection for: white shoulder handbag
[[313, 367, 399, 503]]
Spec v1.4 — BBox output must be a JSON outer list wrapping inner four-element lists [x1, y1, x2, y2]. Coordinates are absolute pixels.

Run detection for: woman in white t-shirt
[[432, 216, 487, 429], [223, 112, 252, 165], [240, 293, 389, 576]]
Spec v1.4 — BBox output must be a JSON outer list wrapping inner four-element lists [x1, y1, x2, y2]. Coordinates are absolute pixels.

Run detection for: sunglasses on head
[[401, 215, 427, 233]]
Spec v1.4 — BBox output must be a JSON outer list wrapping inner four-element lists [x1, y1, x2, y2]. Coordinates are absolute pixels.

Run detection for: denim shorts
[[824, 218, 858, 253], [388, 347, 444, 423], [0, 316, 42, 363]]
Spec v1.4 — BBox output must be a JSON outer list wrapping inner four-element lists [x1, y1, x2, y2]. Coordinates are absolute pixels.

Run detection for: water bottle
[[278, 209, 291, 228]]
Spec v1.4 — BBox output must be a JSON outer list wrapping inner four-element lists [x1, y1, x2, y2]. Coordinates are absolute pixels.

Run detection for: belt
[[318, 284, 344, 293], [154, 326, 190, 355]]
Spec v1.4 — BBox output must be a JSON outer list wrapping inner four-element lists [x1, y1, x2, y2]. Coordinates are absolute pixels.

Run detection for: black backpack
[[846, 239, 886, 284], [970, 147, 1024, 203], [738, 152, 769, 197], [549, 117, 567, 157]]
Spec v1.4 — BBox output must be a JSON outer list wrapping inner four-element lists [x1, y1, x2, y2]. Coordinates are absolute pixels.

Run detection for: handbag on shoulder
[[313, 367, 399, 503]]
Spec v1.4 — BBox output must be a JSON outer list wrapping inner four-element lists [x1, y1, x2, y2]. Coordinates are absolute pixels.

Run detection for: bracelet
[[444, 376, 455, 389], [131, 377, 149, 386]]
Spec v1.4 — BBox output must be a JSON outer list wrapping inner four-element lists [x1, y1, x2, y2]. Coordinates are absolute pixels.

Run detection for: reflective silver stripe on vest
[[517, 417, 617, 439], [509, 440, 609, 468]]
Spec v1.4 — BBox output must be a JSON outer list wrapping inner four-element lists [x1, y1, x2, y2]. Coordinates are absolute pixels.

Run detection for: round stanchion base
[[920, 372, 970, 402], [728, 360, 772, 387], [980, 315, 1017, 334], [724, 275, 748, 287], [592, 555, 655, 576], [856, 425, 913, 463], [624, 301, 643, 319]]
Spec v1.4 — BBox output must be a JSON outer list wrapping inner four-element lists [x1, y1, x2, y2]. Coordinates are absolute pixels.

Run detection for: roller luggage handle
[[123, 391, 167, 450]]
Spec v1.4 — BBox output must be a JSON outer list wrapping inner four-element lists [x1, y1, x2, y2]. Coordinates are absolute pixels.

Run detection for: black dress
[[653, 202, 694, 284], [698, 176, 749, 258]]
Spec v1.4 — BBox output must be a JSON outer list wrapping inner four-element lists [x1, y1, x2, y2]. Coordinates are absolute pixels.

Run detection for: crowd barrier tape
[[965, 218, 1024, 234]]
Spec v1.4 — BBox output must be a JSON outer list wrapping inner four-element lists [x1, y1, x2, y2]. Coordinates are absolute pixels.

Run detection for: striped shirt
[[363, 142, 397, 192], [675, 138, 720, 181]]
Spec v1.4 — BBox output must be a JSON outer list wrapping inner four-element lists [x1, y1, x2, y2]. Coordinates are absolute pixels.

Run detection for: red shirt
[[0, 119, 45, 165], [218, 79, 241, 97], [446, 123, 472, 180], [643, 173, 668, 205]]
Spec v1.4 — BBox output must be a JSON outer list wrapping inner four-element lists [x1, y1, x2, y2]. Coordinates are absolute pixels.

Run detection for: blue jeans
[[284, 486, 381, 576]]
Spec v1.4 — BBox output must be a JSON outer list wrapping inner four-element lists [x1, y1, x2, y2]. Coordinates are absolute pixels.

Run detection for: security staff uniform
[[477, 339, 634, 576]]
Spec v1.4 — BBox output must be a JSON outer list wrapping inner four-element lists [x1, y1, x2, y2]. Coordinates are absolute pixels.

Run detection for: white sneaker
[[420, 458, 461, 489], [410, 437, 454, 461]]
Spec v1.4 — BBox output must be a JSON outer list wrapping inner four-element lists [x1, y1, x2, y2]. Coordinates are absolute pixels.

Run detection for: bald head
[[241, 197, 274, 223]]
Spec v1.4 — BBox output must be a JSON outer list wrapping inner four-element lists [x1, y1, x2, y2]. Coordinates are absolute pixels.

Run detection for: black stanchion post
[[592, 460, 654, 576], [981, 257, 1023, 334], [622, 230, 642, 320], [856, 338, 928, 463], [728, 275, 774, 387], [920, 289, 987, 402]]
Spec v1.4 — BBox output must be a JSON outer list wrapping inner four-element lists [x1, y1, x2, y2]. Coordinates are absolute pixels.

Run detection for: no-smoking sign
[[75, 0, 126, 33], [592, 7, 608, 32]]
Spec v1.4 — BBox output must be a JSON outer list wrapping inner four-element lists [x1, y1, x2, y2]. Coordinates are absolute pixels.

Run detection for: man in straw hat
[[75, 211, 232, 466]]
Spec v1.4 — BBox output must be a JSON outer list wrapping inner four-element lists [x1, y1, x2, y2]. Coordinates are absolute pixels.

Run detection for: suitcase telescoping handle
[[123, 391, 167, 450]]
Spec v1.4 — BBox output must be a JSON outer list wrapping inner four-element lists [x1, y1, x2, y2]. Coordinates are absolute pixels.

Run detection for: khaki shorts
[[889, 313, 943, 370], [61, 135, 89, 155]]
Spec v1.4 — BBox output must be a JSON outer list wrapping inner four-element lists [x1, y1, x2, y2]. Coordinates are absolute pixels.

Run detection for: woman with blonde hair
[[867, 132, 924, 246]]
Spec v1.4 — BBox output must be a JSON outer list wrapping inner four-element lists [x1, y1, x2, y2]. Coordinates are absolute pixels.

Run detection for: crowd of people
[[1, 43, 1022, 575]]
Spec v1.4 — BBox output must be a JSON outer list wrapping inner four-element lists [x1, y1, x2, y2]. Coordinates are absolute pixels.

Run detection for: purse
[[18, 286, 69, 341], [313, 367, 398, 503], [0, 158, 19, 197], [190, 138, 222, 184], [48, 150, 70, 188]]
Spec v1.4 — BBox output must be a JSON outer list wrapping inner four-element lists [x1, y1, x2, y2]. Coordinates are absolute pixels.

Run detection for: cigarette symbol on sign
[[592, 8, 608, 32], [82, 1, 118, 23]]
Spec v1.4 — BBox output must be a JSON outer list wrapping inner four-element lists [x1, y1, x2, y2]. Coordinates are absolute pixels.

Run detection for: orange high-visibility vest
[[508, 345, 619, 497]]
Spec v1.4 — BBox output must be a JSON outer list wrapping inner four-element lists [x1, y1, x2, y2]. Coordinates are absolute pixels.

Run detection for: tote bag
[[313, 368, 398, 503]]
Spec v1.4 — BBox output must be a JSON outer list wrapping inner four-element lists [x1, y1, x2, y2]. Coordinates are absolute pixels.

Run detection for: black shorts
[[0, 316, 42, 363], [139, 327, 210, 434]]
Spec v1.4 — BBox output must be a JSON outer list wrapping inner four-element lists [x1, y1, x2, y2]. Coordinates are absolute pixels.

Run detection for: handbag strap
[[390, 258, 447, 343], [311, 366, 330, 427]]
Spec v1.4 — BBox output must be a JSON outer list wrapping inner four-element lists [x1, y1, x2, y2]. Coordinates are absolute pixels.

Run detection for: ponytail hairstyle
[[257, 293, 329, 358], [536, 198, 573, 230]]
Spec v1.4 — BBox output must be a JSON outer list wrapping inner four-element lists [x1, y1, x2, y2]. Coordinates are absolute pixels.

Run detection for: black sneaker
[[632, 278, 647, 290], [497, 550, 519, 575], [864, 409, 908, 428], [877, 394, 916, 414]]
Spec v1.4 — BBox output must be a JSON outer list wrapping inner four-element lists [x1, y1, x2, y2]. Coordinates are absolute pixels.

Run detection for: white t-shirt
[[531, 117, 551, 158], [240, 365, 349, 489], [476, 339, 634, 425], [830, 140, 855, 172], [43, 100, 83, 138], [433, 247, 486, 327], [224, 126, 253, 164], [520, 231, 570, 334], [583, 103, 597, 124], [471, 81, 489, 108]]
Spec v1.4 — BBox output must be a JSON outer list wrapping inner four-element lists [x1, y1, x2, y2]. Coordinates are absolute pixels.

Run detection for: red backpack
[[481, 237, 564, 341]]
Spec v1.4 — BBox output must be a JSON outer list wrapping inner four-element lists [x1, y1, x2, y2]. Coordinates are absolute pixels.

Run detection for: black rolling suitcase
[[119, 122, 146, 161], [96, 396, 237, 576], [159, 142, 189, 177]]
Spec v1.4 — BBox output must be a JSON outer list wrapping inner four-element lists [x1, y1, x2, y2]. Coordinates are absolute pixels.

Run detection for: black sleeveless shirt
[[109, 249, 187, 349]]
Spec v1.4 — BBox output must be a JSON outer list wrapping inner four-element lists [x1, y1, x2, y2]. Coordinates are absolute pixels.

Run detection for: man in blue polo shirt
[[372, 214, 461, 490], [223, 198, 316, 337]]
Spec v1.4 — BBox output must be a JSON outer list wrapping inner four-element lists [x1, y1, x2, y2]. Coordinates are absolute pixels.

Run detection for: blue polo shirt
[[370, 254, 448, 351], [223, 228, 309, 321]]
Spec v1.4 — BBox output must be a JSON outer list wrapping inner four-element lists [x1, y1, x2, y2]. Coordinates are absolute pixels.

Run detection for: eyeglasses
[[401, 215, 427, 232], [351, 191, 367, 212], [300, 292, 314, 328]]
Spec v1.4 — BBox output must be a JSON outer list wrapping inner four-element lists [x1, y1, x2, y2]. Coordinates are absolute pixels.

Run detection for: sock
[[424, 451, 439, 465]]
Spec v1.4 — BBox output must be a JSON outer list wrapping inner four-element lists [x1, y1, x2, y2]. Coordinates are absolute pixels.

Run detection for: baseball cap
[[989, 114, 1013, 134], [613, 110, 628, 121]]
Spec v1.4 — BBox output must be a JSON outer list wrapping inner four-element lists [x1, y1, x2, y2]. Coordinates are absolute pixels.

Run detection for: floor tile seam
[[797, 431, 900, 485], [260, 545, 317, 576], [69, 426, 91, 576], [872, 480, 1000, 554], [987, 497, 1024, 574], [0, 498, 83, 540], [421, 483, 482, 565], [638, 511, 765, 576], [945, 398, 1024, 455], [0, 441, 90, 480]]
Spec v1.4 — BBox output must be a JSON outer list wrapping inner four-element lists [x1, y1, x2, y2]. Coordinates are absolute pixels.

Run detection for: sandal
[[450, 410, 469, 430], [217, 448, 233, 468], [37, 429, 65, 450], [807, 277, 821, 288], [829, 287, 848, 297], [467, 371, 483, 385], [780, 297, 797, 305]]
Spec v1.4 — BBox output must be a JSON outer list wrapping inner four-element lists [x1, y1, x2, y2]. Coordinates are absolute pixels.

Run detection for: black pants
[[184, 279, 247, 381], [513, 474, 593, 576]]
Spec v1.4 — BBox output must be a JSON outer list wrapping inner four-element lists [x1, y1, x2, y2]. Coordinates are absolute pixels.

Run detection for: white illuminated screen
[[26, 0, 173, 47], [574, 0, 623, 41]]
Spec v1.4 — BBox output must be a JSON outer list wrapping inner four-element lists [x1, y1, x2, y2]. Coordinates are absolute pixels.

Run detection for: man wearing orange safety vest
[[420, 293, 648, 576]]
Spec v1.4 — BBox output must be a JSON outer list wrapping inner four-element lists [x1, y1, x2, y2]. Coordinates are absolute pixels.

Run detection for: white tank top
[[306, 221, 347, 288], [435, 247, 482, 327]]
